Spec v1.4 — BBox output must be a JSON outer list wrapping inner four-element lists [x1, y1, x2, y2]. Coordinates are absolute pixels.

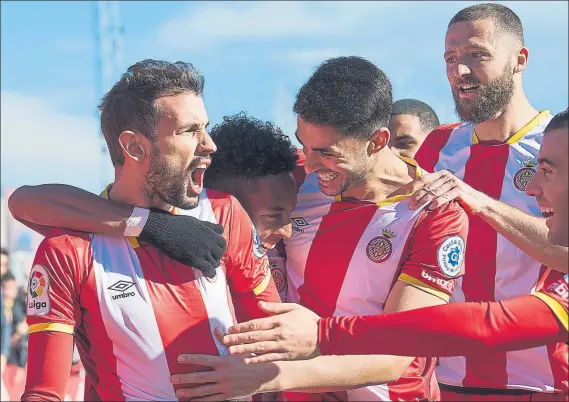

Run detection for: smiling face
[[444, 19, 522, 124], [525, 127, 569, 247], [142, 93, 217, 210], [296, 118, 374, 197], [238, 172, 297, 251]]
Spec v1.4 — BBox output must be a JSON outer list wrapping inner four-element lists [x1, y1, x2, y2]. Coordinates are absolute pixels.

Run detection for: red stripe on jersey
[[415, 124, 459, 173], [298, 202, 377, 317], [78, 292, 125, 401], [461, 144, 511, 388], [135, 248, 221, 393]]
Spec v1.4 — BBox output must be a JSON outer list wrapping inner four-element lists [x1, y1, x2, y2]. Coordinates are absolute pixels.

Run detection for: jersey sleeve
[[23, 230, 88, 401], [224, 196, 281, 321], [26, 230, 87, 336], [318, 294, 566, 357], [531, 272, 568, 332], [397, 201, 469, 302]]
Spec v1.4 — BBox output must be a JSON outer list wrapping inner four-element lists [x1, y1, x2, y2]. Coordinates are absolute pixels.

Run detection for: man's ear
[[513, 46, 529, 74], [118, 131, 149, 163], [368, 127, 390, 155]]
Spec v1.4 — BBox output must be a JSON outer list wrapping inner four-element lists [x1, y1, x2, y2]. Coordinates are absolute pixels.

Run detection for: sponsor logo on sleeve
[[548, 278, 569, 300], [251, 223, 266, 258], [437, 236, 465, 277], [27, 265, 51, 316], [421, 270, 454, 293]]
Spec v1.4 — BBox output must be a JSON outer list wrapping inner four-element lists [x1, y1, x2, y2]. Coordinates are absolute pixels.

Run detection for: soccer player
[[17, 60, 281, 401], [171, 57, 470, 401], [402, 4, 568, 399], [198, 109, 569, 385], [11, 57, 470, 401], [388, 99, 440, 158]]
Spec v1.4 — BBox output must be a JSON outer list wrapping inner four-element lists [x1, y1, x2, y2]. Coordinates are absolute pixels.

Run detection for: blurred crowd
[[1, 247, 84, 401]]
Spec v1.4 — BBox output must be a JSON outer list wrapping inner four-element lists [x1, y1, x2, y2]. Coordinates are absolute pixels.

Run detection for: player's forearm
[[9, 184, 134, 236], [478, 195, 568, 273], [318, 295, 566, 357], [270, 355, 412, 393], [22, 332, 74, 402]]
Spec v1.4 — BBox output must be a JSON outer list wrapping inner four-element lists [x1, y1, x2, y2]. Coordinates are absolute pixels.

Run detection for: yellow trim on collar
[[336, 155, 422, 207], [472, 110, 550, 145]]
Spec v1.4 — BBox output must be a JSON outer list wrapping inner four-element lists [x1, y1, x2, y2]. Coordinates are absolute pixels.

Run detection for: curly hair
[[99, 59, 205, 166], [204, 112, 299, 195]]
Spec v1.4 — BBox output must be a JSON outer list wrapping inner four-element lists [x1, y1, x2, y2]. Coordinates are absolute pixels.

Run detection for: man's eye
[[540, 167, 551, 176], [320, 152, 335, 158]]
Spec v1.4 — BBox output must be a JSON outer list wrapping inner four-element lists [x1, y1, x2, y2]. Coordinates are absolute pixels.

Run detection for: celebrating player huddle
[[7, 2, 568, 402]]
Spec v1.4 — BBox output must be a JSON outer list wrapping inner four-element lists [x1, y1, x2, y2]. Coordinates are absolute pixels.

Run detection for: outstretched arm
[[8, 184, 226, 276], [399, 170, 568, 273], [8, 184, 134, 236], [319, 294, 567, 357]]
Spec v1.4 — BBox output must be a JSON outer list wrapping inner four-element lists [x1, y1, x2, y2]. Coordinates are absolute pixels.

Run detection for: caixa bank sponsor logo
[[108, 280, 137, 300], [421, 270, 453, 292]]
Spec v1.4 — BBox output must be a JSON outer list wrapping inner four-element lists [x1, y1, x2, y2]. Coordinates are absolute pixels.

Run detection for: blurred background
[[0, 1, 568, 399]]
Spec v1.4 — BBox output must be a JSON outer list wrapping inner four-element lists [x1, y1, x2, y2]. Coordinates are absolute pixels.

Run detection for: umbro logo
[[291, 217, 309, 233], [291, 217, 309, 227], [108, 280, 137, 300]]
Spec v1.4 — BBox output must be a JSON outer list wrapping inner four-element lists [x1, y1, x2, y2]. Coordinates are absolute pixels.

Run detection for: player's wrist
[[123, 207, 150, 237], [472, 190, 495, 217]]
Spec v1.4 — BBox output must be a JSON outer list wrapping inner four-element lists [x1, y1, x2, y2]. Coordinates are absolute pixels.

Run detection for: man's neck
[[109, 169, 172, 211], [473, 92, 540, 143], [341, 151, 415, 204]]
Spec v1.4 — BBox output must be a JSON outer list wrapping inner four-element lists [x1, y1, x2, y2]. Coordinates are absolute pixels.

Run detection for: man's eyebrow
[[538, 157, 556, 167], [179, 121, 209, 132], [444, 44, 490, 58]]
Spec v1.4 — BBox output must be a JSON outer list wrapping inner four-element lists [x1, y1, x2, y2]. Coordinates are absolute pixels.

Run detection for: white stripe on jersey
[[91, 235, 175, 401]]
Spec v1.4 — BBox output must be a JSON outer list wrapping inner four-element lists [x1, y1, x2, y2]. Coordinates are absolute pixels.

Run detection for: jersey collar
[[472, 110, 550, 145]]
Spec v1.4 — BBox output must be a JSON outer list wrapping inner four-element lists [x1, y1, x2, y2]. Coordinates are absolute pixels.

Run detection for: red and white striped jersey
[[25, 188, 279, 401], [415, 110, 568, 393], [283, 159, 470, 401]]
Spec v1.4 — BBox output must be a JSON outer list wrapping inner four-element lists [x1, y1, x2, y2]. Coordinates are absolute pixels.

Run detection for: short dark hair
[[545, 108, 569, 134], [391, 99, 440, 133], [99, 59, 205, 166], [449, 3, 524, 46], [293, 56, 392, 140], [204, 112, 299, 195]]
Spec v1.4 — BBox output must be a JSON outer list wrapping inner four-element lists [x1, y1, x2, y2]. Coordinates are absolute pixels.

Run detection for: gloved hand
[[139, 208, 227, 278]]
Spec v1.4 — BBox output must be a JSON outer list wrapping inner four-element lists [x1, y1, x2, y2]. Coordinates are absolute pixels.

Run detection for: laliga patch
[[27, 265, 51, 316], [437, 236, 465, 278], [251, 222, 266, 258]]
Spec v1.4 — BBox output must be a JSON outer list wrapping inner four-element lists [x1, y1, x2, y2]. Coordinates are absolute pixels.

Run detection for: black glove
[[139, 208, 227, 278]]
